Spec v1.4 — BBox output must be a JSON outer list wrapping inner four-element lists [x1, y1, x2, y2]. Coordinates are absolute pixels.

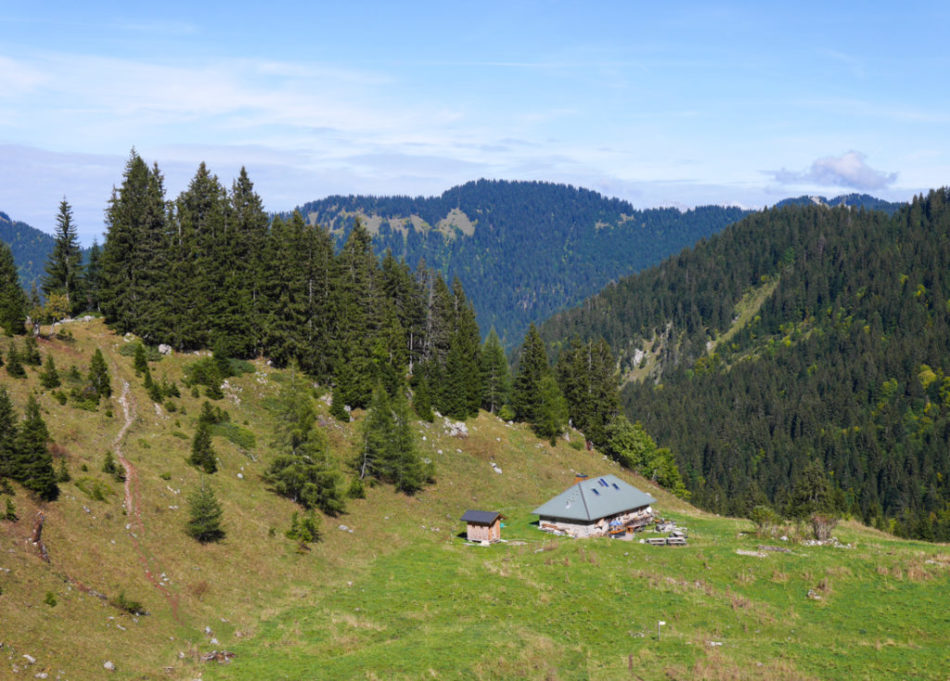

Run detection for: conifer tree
[[389, 389, 426, 493], [83, 241, 103, 312], [788, 460, 836, 519], [299, 219, 336, 380], [3, 497, 16, 521], [450, 278, 483, 417], [87, 348, 111, 401], [133, 342, 148, 376], [39, 354, 60, 389], [170, 162, 231, 349], [412, 375, 434, 422], [512, 324, 549, 424], [358, 385, 392, 482], [330, 219, 381, 408], [100, 151, 171, 339], [0, 387, 18, 480], [0, 242, 27, 336], [57, 459, 70, 483], [480, 327, 510, 414], [42, 198, 84, 316], [15, 395, 58, 501], [230, 167, 270, 356], [5, 342, 25, 378], [23, 336, 41, 365], [329, 384, 349, 422], [380, 251, 425, 372], [535, 374, 569, 445], [185, 478, 225, 543], [358, 384, 426, 493], [260, 216, 307, 367], [189, 421, 217, 474], [266, 363, 344, 515], [556, 336, 620, 446]]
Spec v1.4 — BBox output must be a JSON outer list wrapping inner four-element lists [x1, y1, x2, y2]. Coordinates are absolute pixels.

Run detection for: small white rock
[[103, 661, 115, 671]]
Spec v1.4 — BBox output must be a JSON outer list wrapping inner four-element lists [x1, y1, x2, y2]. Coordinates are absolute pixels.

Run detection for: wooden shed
[[460, 510, 503, 543]]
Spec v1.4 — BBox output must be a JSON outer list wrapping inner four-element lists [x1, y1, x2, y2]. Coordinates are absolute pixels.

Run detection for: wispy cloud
[[770, 151, 898, 191]]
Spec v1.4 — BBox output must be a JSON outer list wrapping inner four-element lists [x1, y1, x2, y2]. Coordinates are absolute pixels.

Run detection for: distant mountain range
[[294, 180, 751, 345], [773, 193, 903, 215], [3, 184, 905, 343]]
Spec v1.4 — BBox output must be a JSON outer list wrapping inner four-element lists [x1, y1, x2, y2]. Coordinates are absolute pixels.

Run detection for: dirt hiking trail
[[114, 379, 182, 622]]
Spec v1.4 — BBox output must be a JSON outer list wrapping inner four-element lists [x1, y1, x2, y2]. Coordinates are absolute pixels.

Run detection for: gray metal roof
[[461, 510, 501, 524], [532, 475, 656, 522]]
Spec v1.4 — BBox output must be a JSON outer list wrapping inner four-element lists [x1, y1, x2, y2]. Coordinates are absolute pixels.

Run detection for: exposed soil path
[[114, 379, 182, 622]]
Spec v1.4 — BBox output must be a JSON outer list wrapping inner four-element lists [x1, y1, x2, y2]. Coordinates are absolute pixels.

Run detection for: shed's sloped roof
[[461, 510, 501, 524], [532, 475, 656, 522]]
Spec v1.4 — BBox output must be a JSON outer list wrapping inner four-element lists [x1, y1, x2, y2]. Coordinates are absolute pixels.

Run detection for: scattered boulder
[[103, 660, 115, 671], [157, 344, 173, 356], [443, 419, 468, 438]]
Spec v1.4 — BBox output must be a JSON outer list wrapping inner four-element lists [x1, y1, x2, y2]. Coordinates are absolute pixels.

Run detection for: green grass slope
[[0, 320, 947, 680]]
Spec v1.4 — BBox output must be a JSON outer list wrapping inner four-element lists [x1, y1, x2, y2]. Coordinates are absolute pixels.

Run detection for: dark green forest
[[541, 192, 950, 540], [0, 211, 60, 289], [773, 193, 903, 215], [295, 180, 749, 347]]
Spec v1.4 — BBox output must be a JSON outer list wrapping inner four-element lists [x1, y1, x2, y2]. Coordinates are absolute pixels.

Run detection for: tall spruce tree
[[330, 220, 380, 409], [556, 336, 620, 447], [83, 241, 103, 312], [170, 162, 231, 349], [260, 216, 308, 367], [15, 395, 58, 501], [0, 242, 27, 336], [230, 167, 270, 356], [480, 327, 510, 414], [42, 198, 84, 316], [100, 151, 171, 340], [535, 374, 569, 445], [299, 218, 335, 380], [512, 324, 549, 424]]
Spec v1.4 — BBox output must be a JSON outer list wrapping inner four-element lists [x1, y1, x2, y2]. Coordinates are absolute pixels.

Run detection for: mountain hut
[[533, 474, 656, 538], [460, 510, 503, 543]]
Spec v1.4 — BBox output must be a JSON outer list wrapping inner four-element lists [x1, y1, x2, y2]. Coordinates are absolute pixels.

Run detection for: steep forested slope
[[541, 190, 950, 540], [0, 211, 56, 288], [295, 180, 750, 345]]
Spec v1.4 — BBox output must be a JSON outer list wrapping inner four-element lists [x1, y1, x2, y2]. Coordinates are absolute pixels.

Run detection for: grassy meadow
[[0, 319, 947, 680]]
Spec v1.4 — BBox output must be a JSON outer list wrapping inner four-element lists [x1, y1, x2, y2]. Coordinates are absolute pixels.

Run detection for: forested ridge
[[295, 180, 749, 346], [541, 191, 950, 540], [0, 211, 62, 289]]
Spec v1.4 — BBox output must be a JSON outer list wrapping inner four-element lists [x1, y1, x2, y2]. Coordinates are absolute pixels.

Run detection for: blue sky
[[1, 1, 947, 244]]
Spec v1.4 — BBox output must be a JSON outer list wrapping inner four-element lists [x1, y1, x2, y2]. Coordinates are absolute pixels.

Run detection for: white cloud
[[771, 151, 897, 191]]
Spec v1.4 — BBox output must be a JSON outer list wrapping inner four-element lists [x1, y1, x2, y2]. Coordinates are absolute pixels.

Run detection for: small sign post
[[657, 620, 666, 640]]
